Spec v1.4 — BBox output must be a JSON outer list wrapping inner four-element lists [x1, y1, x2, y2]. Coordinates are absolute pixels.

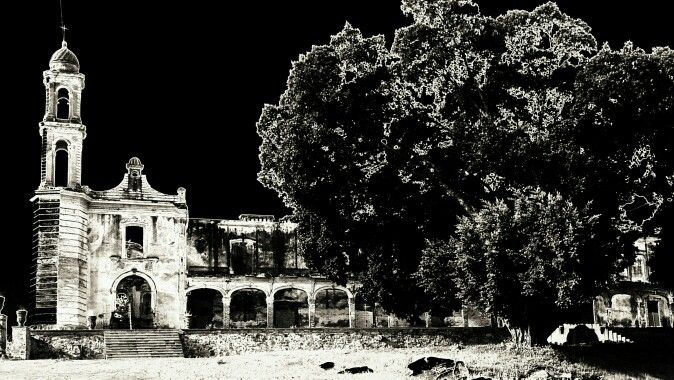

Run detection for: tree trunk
[[505, 319, 560, 346], [506, 323, 532, 347]]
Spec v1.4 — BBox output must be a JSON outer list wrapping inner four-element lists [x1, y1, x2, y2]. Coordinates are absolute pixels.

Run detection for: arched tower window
[[54, 140, 69, 187], [56, 88, 70, 120]]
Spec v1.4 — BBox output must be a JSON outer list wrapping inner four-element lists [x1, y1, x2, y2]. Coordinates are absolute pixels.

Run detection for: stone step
[[104, 329, 184, 359], [108, 351, 184, 354], [108, 355, 184, 359], [107, 354, 184, 358], [107, 346, 182, 349], [106, 339, 182, 342], [108, 350, 184, 354]]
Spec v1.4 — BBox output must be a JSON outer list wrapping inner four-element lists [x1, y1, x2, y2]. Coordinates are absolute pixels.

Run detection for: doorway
[[113, 275, 154, 329], [647, 300, 661, 327]]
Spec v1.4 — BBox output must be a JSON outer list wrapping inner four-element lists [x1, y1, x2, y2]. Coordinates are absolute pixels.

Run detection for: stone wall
[[87, 210, 188, 329], [25, 330, 104, 359], [182, 327, 510, 357]]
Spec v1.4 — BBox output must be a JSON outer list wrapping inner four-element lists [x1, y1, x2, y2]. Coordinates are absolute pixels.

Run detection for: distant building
[[593, 237, 673, 328]]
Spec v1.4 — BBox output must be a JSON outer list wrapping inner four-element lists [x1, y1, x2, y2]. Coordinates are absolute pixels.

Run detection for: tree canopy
[[257, 0, 673, 334]]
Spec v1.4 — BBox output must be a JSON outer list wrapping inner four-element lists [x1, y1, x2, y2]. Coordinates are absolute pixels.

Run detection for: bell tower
[[31, 39, 90, 327], [39, 40, 86, 189]]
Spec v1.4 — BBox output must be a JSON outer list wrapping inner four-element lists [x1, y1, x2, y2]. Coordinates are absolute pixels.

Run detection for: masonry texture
[[30, 330, 104, 359], [181, 328, 510, 357]]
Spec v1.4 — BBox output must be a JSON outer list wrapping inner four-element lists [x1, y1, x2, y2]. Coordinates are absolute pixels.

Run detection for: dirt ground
[[0, 345, 668, 379]]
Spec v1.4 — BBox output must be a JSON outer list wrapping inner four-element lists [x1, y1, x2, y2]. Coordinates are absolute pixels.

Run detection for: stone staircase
[[547, 324, 633, 345], [104, 330, 184, 359]]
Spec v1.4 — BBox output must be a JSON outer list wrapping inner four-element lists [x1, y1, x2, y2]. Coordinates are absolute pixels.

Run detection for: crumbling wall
[[182, 328, 510, 357], [186, 218, 304, 275], [87, 209, 187, 329], [29, 330, 104, 359]]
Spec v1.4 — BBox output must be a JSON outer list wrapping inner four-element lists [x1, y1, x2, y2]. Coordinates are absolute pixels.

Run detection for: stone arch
[[312, 285, 354, 301], [610, 294, 634, 327], [109, 271, 157, 329], [273, 287, 309, 328], [186, 287, 224, 329], [229, 288, 268, 328], [313, 286, 350, 327], [185, 285, 226, 297], [110, 270, 157, 298], [271, 284, 312, 299], [228, 284, 270, 298]]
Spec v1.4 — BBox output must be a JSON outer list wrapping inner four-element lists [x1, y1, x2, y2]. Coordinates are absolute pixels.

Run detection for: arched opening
[[57, 88, 70, 119], [112, 275, 154, 329], [54, 140, 69, 187], [229, 288, 267, 328], [610, 294, 633, 327], [273, 288, 309, 328], [314, 288, 349, 327], [186, 288, 223, 329]]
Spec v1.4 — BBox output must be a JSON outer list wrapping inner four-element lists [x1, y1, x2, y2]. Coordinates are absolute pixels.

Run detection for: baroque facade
[[31, 41, 369, 330]]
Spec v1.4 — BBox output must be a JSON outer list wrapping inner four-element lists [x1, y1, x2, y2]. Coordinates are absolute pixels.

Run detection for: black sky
[[0, 1, 672, 315]]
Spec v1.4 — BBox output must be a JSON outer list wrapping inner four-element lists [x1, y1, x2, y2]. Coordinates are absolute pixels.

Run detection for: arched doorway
[[230, 288, 267, 328], [314, 288, 349, 327], [186, 288, 224, 328], [113, 275, 154, 329], [273, 288, 309, 328], [610, 294, 633, 327]]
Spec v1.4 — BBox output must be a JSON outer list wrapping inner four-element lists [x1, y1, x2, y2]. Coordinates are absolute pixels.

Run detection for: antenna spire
[[59, 0, 67, 44]]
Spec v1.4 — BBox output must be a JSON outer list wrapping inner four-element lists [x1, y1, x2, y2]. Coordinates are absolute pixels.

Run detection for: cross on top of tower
[[60, 24, 68, 43]]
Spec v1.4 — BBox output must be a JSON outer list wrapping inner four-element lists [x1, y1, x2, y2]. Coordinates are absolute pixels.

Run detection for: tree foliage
[[257, 0, 673, 330], [419, 188, 610, 344]]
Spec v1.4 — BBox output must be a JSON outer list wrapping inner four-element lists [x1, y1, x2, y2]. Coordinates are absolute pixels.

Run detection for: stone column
[[11, 326, 31, 360], [348, 297, 356, 328], [0, 314, 7, 357], [308, 300, 316, 328], [222, 296, 231, 328], [266, 296, 274, 328]]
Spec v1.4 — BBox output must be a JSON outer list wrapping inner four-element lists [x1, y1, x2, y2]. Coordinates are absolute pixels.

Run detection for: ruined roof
[[85, 157, 185, 205], [49, 41, 80, 73], [86, 174, 184, 205]]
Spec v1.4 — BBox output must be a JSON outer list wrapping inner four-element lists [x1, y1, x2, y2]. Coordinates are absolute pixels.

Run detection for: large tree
[[257, 0, 673, 330], [257, 24, 445, 319]]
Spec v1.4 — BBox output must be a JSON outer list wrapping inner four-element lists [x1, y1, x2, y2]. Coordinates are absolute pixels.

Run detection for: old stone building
[[31, 40, 368, 330], [593, 237, 674, 328]]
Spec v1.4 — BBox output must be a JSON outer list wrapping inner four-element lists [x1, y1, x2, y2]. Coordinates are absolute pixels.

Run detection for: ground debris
[[338, 366, 374, 374], [319, 362, 335, 370], [408, 356, 456, 376]]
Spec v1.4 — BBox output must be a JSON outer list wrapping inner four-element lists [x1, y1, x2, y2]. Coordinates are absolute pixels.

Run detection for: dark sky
[[1, 1, 672, 316]]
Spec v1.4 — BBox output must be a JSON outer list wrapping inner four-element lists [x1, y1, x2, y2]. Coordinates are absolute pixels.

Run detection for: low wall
[[27, 330, 104, 359], [182, 327, 510, 357]]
